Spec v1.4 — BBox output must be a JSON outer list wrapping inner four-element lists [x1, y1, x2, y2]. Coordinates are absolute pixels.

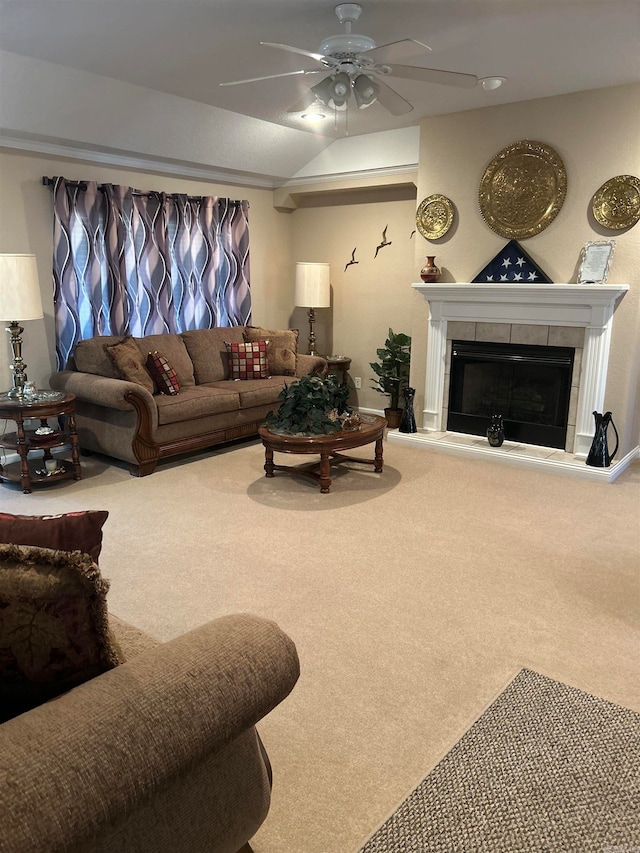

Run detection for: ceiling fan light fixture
[[480, 76, 506, 91], [311, 76, 335, 106], [353, 73, 379, 108]]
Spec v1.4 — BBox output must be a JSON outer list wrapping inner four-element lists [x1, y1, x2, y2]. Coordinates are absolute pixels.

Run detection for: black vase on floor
[[487, 414, 505, 447], [586, 411, 619, 467], [399, 387, 417, 433]]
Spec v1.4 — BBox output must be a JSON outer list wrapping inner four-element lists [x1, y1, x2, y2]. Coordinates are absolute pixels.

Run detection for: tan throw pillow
[[105, 336, 154, 393], [0, 510, 109, 563], [244, 327, 298, 376], [146, 351, 180, 395], [0, 543, 123, 722], [225, 340, 270, 380]]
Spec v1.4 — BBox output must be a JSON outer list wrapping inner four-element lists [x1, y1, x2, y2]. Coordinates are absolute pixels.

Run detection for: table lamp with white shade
[[0, 254, 44, 398], [295, 262, 330, 356]]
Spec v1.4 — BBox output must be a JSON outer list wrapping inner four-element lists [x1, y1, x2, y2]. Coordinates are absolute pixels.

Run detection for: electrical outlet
[[354, 376, 362, 389]]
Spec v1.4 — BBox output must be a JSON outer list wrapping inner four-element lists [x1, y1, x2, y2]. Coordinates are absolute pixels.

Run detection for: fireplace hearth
[[447, 340, 574, 449]]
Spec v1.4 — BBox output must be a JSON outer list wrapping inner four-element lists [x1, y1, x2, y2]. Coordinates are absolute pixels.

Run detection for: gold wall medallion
[[479, 140, 567, 239], [592, 175, 640, 230], [416, 194, 455, 240]]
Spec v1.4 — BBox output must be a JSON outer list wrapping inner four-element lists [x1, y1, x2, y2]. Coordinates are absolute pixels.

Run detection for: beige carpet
[[2, 437, 639, 853]]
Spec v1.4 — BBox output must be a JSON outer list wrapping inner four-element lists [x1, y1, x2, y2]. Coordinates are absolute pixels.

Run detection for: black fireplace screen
[[447, 340, 574, 449]]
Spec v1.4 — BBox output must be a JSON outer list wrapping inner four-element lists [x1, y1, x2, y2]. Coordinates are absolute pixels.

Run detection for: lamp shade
[[295, 263, 331, 308], [0, 254, 43, 321]]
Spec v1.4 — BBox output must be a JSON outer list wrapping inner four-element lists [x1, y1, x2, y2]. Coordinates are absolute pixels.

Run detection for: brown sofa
[[50, 327, 326, 476], [0, 611, 300, 853]]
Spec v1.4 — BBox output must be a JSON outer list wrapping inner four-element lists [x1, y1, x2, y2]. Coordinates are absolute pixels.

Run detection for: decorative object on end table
[[486, 414, 505, 447], [265, 374, 352, 435], [479, 140, 567, 239], [416, 194, 455, 240], [592, 175, 640, 230], [420, 256, 441, 282], [586, 411, 618, 468], [472, 240, 552, 283], [295, 262, 331, 356], [0, 254, 44, 399], [577, 240, 615, 284], [370, 328, 411, 429], [399, 387, 417, 433]]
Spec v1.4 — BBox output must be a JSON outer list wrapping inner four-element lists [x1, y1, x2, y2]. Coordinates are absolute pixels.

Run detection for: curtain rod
[[42, 176, 246, 205]]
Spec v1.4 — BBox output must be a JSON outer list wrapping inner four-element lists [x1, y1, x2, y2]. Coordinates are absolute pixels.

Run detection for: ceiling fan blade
[[286, 90, 320, 114], [360, 38, 431, 64], [390, 64, 478, 89], [220, 69, 317, 87], [260, 42, 336, 65], [375, 80, 414, 116]]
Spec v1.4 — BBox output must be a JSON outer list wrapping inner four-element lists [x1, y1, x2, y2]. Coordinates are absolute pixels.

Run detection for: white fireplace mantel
[[413, 282, 629, 457]]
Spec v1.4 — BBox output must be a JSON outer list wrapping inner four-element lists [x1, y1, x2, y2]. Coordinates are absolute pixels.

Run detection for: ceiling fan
[[220, 3, 497, 118]]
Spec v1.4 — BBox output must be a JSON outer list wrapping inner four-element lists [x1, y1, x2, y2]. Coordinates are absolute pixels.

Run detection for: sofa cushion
[[73, 335, 122, 378], [136, 334, 195, 388], [181, 327, 245, 383], [0, 543, 122, 722], [225, 340, 270, 381], [155, 386, 241, 425], [146, 351, 180, 396], [0, 511, 109, 563], [244, 327, 298, 376], [204, 377, 287, 410], [106, 337, 155, 393]]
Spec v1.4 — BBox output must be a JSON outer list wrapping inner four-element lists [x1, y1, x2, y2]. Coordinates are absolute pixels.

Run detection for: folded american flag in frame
[[472, 239, 553, 283]]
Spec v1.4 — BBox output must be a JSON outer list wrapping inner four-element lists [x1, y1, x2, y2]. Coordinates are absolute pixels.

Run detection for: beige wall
[[288, 191, 418, 411], [412, 83, 640, 455], [0, 149, 292, 391]]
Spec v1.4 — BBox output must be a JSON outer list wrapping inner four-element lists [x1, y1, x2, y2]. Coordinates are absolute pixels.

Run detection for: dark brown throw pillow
[[0, 511, 109, 563], [105, 336, 154, 393], [244, 327, 298, 376], [0, 543, 123, 722], [146, 351, 180, 396], [225, 340, 270, 380]]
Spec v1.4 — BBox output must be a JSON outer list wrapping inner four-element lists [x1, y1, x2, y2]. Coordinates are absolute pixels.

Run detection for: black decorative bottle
[[399, 387, 417, 433], [487, 414, 505, 447]]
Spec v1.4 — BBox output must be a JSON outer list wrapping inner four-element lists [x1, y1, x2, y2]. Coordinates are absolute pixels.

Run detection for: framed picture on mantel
[[577, 240, 615, 284]]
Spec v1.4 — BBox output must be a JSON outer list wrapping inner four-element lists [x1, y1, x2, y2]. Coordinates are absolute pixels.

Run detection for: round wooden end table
[[0, 391, 82, 494], [258, 413, 386, 493]]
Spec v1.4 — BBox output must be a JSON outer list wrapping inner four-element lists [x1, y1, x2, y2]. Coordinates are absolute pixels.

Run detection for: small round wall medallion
[[592, 175, 640, 230], [416, 194, 455, 240]]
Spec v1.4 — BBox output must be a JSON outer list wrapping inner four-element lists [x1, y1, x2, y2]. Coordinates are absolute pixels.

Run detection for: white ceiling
[[1, 0, 639, 141]]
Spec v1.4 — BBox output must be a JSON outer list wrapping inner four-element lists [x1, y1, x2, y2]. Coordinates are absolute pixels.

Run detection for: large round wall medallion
[[592, 174, 640, 230], [478, 140, 567, 239], [416, 194, 455, 240]]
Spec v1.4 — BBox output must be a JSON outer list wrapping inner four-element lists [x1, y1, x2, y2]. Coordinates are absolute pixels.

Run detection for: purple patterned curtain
[[51, 177, 251, 369]]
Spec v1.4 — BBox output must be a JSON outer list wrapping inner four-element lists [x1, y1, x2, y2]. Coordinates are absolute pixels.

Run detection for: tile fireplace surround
[[388, 283, 631, 482]]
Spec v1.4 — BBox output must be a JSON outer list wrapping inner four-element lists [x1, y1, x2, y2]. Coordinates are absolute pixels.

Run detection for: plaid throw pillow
[[146, 351, 180, 395], [225, 340, 270, 380]]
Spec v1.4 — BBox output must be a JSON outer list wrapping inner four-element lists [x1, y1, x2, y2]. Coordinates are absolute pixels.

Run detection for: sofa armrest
[[0, 613, 300, 853], [50, 370, 155, 413], [297, 354, 328, 377]]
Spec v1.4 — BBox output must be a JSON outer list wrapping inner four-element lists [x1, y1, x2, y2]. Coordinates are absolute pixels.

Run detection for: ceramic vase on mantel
[[420, 256, 441, 282]]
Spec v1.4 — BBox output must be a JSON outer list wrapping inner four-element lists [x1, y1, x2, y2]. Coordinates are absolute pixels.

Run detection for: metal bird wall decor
[[344, 248, 359, 271], [374, 226, 392, 258]]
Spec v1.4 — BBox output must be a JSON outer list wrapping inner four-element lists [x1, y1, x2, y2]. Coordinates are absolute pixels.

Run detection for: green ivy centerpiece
[[265, 375, 359, 435]]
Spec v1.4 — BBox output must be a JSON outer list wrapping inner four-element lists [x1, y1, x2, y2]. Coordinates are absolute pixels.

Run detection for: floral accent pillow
[[244, 327, 298, 376], [0, 543, 122, 722], [105, 336, 154, 393], [146, 351, 180, 395], [225, 340, 270, 380]]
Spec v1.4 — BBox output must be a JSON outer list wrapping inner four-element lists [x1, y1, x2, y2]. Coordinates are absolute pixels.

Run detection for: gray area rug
[[358, 669, 640, 852]]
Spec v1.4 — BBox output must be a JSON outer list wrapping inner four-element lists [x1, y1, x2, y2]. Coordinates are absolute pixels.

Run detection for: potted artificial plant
[[370, 328, 412, 428], [265, 374, 358, 435]]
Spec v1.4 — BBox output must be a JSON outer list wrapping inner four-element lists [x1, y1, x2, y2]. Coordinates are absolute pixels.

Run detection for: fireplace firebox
[[447, 340, 575, 449]]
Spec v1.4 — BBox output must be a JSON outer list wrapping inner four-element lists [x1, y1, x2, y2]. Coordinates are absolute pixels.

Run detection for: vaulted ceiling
[[1, 0, 638, 139]]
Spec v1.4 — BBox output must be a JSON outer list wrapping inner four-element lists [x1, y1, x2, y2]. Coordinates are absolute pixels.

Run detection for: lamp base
[[5, 321, 28, 399], [307, 307, 319, 356]]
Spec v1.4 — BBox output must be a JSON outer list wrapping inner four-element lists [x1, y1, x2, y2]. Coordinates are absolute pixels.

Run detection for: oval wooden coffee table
[[258, 414, 387, 493]]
